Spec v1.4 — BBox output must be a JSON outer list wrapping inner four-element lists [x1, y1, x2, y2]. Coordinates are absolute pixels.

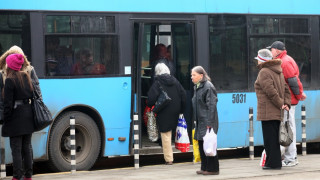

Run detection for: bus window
[[0, 12, 31, 60], [209, 15, 248, 91], [45, 36, 118, 76], [45, 15, 118, 77], [248, 17, 311, 89]]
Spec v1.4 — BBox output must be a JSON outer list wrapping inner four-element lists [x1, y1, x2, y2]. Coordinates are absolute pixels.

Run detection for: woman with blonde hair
[[2, 54, 35, 180], [0, 45, 42, 99]]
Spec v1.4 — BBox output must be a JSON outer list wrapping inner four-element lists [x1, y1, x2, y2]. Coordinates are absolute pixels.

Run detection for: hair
[[167, 45, 171, 52], [155, 63, 170, 76], [6, 67, 33, 91], [0, 45, 30, 70], [258, 49, 273, 59], [192, 66, 211, 82], [151, 44, 167, 62]]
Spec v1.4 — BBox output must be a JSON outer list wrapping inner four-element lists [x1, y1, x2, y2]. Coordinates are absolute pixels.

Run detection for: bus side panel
[[40, 77, 132, 157], [217, 90, 320, 149], [217, 92, 264, 148], [295, 90, 320, 143]]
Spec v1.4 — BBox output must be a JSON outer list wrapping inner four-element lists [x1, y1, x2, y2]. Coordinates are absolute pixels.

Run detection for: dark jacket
[[2, 74, 35, 137], [277, 51, 304, 105], [192, 80, 218, 140], [0, 67, 41, 123], [147, 74, 186, 132], [254, 59, 291, 121]]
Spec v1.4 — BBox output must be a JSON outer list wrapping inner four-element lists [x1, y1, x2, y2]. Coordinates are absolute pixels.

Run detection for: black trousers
[[261, 120, 282, 168], [10, 134, 33, 179], [198, 140, 219, 172]]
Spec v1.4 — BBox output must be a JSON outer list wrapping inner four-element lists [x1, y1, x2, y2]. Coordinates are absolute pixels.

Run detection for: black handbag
[[32, 82, 53, 131], [279, 112, 293, 146], [152, 82, 171, 113]]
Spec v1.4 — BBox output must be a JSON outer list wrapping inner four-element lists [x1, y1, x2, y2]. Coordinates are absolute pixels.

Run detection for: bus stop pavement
[[7, 154, 320, 180]]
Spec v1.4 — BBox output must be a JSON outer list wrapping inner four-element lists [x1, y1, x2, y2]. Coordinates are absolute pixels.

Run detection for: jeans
[[10, 134, 33, 179], [283, 105, 297, 162]]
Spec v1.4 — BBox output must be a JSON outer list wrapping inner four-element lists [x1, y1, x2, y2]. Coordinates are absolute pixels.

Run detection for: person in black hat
[[267, 41, 307, 167]]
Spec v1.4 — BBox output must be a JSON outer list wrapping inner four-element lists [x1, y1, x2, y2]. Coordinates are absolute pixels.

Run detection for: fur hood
[[0, 45, 31, 71], [258, 59, 282, 74]]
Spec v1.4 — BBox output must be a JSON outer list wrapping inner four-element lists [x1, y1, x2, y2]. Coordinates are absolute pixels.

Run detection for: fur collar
[[258, 59, 282, 74], [258, 59, 281, 69]]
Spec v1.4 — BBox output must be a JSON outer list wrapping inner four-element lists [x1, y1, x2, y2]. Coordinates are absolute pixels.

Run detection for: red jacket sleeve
[[281, 58, 304, 100]]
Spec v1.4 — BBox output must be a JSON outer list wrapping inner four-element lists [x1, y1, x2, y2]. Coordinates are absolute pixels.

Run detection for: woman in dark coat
[[191, 66, 219, 176], [2, 54, 35, 180], [147, 63, 186, 165], [254, 49, 291, 170]]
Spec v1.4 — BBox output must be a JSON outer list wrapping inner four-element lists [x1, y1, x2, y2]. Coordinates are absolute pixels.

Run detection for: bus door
[[133, 21, 195, 153]]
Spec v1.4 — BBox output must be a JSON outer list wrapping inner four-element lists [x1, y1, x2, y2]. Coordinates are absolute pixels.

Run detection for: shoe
[[282, 161, 296, 167], [262, 166, 281, 170], [165, 161, 173, 165], [203, 171, 219, 175], [295, 157, 299, 165], [196, 170, 204, 175]]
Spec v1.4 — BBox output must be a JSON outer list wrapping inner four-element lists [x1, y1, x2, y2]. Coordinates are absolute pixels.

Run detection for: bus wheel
[[48, 111, 101, 172]]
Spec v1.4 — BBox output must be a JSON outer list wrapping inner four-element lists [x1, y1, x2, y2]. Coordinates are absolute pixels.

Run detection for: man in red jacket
[[267, 41, 307, 167]]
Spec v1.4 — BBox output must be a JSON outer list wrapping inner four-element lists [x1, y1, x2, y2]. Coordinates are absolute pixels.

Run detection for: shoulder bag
[[32, 81, 53, 131], [152, 81, 171, 113]]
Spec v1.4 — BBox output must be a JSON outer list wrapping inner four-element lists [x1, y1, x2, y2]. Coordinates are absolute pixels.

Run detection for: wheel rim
[[59, 124, 92, 164]]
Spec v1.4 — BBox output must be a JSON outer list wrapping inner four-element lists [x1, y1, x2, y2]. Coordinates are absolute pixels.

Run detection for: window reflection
[[249, 37, 311, 88], [46, 15, 115, 34], [0, 12, 31, 61], [209, 15, 248, 91], [250, 17, 309, 34], [45, 36, 118, 76]]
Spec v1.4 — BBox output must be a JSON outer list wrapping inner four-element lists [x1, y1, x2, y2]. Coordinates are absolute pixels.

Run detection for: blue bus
[[0, 0, 319, 171]]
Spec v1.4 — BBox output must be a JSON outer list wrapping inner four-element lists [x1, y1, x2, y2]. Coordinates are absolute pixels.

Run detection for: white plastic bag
[[203, 128, 217, 156], [260, 149, 266, 167], [175, 114, 190, 152]]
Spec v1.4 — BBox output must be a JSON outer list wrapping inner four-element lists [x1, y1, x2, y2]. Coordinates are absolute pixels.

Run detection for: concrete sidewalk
[[8, 154, 320, 180]]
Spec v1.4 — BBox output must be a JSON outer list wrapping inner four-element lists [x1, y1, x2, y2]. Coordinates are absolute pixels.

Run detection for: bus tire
[[48, 111, 101, 172]]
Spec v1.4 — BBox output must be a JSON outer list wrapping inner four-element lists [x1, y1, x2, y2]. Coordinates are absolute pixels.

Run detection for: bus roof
[[1, 0, 320, 15]]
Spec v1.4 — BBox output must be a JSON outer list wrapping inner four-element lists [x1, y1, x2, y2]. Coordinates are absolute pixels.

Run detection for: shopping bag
[[143, 105, 152, 127], [146, 111, 159, 142], [279, 112, 293, 146], [260, 149, 266, 167], [203, 128, 217, 156], [175, 114, 190, 152], [192, 129, 201, 163]]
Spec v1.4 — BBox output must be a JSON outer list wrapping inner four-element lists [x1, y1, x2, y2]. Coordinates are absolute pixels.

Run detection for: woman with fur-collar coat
[[254, 49, 291, 170]]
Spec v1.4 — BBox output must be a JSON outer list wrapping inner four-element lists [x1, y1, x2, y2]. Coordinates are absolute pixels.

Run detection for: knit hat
[[255, 49, 273, 63], [6, 53, 24, 71]]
